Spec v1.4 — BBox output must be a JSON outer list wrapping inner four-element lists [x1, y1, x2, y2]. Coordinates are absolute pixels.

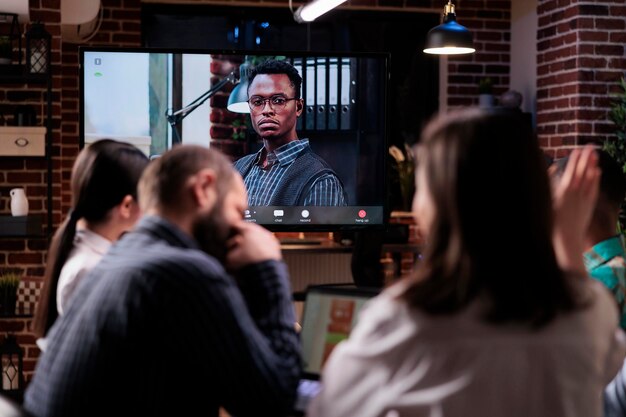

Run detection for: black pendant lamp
[[424, 0, 475, 55]]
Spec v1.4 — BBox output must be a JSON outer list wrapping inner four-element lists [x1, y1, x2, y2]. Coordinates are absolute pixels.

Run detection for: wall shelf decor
[[0, 22, 52, 237]]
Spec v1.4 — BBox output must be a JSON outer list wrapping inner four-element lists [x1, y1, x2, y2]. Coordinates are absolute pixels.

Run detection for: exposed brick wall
[[208, 55, 250, 157], [537, 0, 626, 159], [448, 0, 512, 107], [0, 2, 61, 278]]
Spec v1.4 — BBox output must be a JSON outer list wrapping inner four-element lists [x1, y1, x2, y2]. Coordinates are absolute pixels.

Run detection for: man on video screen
[[234, 59, 347, 206]]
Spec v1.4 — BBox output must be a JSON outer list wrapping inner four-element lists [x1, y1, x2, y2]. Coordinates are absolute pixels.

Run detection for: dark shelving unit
[[0, 62, 53, 238]]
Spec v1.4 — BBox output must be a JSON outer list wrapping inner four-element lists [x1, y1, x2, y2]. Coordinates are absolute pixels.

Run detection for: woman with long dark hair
[[32, 139, 149, 340], [308, 108, 625, 417]]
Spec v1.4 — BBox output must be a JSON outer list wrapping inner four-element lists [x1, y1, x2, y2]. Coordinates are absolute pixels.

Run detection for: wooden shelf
[[0, 64, 48, 84]]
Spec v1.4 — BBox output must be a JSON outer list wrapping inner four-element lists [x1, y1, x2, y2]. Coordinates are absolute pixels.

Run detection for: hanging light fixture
[[424, 0, 475, 55], [293, 0, 348, 23]]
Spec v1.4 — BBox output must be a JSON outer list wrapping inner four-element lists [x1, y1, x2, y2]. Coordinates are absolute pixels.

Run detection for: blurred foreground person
[[552, 150, 626, 329], [308, 108, 625, 417], [25, 145, 301, 417], [32, 139, 149, 345]]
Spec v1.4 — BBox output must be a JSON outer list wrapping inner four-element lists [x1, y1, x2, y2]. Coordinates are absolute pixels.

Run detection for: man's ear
[[191, 168, 218, 209], [296, 99, 304, 117]]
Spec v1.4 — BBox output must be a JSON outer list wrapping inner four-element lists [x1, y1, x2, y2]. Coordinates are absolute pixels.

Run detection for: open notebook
[[292, 284, 380, 415]]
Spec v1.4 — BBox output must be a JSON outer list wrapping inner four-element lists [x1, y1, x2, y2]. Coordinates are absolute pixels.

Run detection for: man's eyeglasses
[[248, 95, 298, 112]]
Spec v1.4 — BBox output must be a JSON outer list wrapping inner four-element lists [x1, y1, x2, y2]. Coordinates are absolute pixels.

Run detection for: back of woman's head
[[403, 107, 576, 326], [32, 139, 149, 337], [71, 139, 149, 222]]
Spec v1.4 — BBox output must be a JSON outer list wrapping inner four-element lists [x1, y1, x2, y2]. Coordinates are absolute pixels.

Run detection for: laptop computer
[[292, 284, 380, 415]]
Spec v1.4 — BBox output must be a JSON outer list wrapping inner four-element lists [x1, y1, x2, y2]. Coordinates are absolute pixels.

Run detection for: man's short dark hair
[[247, 59, 302, 99], [598, 150, 626, 208]]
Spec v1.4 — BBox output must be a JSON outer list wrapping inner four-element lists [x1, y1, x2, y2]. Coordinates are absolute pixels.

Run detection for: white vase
[[10, 188, 29, 217]]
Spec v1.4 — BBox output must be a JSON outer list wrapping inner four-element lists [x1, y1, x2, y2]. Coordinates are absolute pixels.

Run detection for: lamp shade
[[424, 3, 475, 55], [227, 61, 251, 113]]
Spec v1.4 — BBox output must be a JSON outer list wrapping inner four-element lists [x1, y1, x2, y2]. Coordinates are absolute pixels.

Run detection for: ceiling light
[[424, 1, 475, 55], [293, 0, 348, 23]]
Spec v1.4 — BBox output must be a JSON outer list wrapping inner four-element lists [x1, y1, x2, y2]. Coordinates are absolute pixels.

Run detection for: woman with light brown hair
[[309, 108, 625, 417]]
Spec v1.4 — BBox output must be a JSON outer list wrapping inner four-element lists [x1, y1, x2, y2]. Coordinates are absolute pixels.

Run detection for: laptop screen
[[299, 285, 379, 377]]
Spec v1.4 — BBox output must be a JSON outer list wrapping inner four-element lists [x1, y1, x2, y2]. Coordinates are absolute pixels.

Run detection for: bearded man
[[24, 145, 301, 417]]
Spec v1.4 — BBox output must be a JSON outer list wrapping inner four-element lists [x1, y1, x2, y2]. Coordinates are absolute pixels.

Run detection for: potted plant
[[603, 76, 626, 232], [389, 143, 415, 212], [231, 119, 246, 141], [478, 77, 495, 108], [0, 35, 12, 65], [0, 268, 21, 316]]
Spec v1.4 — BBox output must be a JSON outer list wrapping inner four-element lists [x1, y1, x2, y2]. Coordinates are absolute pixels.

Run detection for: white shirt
[[56, 228, 111, 315], [307, 280, 626, 417]]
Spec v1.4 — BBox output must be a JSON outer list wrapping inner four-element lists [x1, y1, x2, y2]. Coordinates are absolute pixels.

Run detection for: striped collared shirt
[[242, 139, 346, 206]]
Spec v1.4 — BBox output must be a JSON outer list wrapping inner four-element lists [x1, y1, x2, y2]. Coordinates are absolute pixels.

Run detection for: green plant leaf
[[605, 75, 626, 234]]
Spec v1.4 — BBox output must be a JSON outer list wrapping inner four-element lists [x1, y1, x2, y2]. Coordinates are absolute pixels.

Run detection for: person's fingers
[[560, 147, 581, 187], [576, 146, 595, 185], [576, 147, 599, 195], [226, 233, 241, 250], [574, 147, 593, 189]]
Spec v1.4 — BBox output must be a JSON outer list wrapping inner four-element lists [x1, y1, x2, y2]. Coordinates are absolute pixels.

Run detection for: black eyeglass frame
[[247, 95, 300, 112]]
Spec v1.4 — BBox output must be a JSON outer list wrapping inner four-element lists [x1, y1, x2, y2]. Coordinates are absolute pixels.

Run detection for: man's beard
[[191, 203, 236, 264]]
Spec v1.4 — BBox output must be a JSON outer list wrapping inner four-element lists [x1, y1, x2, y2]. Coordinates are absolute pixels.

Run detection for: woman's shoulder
[[346, 282, 421, 346], [569, 277, 621, 328]]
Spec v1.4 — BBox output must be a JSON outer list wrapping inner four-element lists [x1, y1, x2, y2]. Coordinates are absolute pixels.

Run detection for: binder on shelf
[[327, 58, 339, 130], [315, 57, 327, 130], [305, 58, 316, 131], [340, 58, 354, 130], [293, 57, 304, 131]]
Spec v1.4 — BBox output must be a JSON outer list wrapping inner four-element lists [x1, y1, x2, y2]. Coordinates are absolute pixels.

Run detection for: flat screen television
[[79, 47, 389, 232]]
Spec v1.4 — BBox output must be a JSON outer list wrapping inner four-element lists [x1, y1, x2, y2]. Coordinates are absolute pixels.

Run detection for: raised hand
[[552, 146, 601, 274]]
